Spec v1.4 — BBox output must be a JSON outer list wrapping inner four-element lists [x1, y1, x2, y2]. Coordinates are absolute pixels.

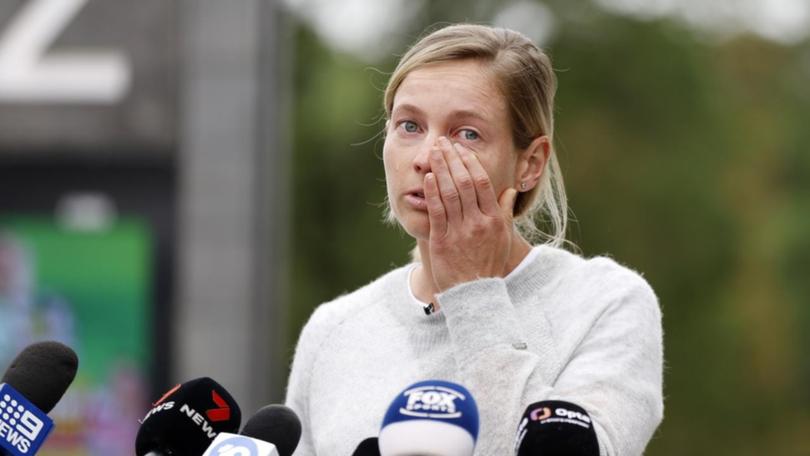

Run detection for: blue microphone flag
[[0, 383, 54, 456], [379, 380, 479, 456]]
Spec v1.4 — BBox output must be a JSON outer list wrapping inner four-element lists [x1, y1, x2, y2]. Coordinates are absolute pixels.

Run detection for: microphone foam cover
[[135, 377, 241, 456], [379, 380, 479, 456], [241, 404, 302, 456], [1, 340, 79, 413], [352, 437, 381, 456], [514, 400, 599, 456]]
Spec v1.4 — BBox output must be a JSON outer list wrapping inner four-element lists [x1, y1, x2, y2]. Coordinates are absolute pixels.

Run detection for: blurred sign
[[0, 0, 131, 104], [0, 216, 153, 456], [0, 0, 177, 153]]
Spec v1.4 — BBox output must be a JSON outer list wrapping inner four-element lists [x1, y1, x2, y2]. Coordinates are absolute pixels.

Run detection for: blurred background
[[0, 0, 808, 454]]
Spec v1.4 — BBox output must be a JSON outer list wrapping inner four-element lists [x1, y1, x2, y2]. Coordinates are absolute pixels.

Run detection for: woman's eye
[[400, 121, 419, 133], [460, 129, 479, 141]]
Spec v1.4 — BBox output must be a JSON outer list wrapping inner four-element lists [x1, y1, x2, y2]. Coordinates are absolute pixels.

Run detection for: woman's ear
[[515, 135, 551, 191]]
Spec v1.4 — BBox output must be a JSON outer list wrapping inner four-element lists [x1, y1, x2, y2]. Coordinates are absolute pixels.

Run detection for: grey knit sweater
[[285, 245, 663, 455]]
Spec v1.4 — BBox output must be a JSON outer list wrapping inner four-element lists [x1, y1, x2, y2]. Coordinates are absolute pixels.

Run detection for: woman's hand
[[424, 136, 518, 292]]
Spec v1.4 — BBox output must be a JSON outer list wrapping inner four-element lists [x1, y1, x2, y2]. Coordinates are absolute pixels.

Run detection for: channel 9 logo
[[0, 384, 54, 455]]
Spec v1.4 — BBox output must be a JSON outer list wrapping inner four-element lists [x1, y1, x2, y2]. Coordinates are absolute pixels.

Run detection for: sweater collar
[[388, 244, 564, 324]]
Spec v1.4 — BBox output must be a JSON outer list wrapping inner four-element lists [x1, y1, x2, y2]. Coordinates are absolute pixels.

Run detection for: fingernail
[[438, 136, 449, 146]]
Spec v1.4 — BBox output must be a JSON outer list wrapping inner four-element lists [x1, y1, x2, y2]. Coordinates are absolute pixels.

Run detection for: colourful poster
[[0, 216, 151, 455]]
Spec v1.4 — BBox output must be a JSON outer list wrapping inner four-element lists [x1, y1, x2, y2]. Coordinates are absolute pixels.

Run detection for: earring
[[520, 182, 527, 191]]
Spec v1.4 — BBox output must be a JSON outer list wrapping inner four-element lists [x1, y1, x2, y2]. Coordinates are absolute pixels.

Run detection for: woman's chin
[[397, 214, 430, 240]]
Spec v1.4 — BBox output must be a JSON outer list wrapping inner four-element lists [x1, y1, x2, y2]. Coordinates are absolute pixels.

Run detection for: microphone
[[202, 433, 279, 456], [202, 404, 301, 456], [0, 341, 79, 456], [514, 400, 599, 455], [378, 380, 479, 456], [352, 437, 381, 456], [241, 404, 301, 456], [135, 377, 241, 456]]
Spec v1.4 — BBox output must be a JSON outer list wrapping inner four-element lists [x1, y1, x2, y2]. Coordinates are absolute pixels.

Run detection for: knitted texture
[[284, 245, 663, 455]]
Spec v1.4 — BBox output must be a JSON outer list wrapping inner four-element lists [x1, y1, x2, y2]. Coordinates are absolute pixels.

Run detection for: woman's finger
[[429, 140, 462, 225], [424, 172, 447, 237], [498, 187, 518, 222], [442, 139, 479, 220], [457, 145, 501, 216]]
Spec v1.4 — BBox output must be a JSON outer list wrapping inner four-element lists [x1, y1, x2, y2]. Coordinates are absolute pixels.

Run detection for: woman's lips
[[404, 191, 427, 211]]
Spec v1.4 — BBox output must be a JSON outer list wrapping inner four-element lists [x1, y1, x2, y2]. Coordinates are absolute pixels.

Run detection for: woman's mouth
[[404, 190, 427, 210]]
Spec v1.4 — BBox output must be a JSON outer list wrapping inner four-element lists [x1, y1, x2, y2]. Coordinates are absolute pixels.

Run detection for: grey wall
[[176, 0, 290, 411]]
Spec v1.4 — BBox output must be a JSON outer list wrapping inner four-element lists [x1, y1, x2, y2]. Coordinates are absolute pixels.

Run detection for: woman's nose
[[412, 138, 435, 174]]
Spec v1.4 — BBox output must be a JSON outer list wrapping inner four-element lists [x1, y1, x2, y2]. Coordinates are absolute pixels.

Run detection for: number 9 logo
[[19, 410, 44, 441]]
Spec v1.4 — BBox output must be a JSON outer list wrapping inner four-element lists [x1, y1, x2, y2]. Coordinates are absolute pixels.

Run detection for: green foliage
[[288, 26, 412, 340]]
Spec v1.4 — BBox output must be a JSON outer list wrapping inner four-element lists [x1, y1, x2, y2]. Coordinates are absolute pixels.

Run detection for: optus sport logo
[[530, 405, 592, 429], [399, 384, 466, 419], [0, 384, 54, 456]]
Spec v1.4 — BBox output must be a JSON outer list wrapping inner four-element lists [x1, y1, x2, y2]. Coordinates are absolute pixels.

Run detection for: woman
[[285, 24, 663, 455]]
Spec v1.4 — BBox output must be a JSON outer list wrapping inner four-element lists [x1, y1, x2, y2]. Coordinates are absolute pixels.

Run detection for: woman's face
[[383, 59, 521, 240]]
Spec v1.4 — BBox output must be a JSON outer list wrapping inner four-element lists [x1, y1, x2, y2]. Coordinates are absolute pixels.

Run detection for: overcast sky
[[283, 0, 810, 60]]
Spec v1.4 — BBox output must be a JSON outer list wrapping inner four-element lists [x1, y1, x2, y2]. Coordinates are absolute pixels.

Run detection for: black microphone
[[241, 404, 302, 456], [352, 437, 381, 456], [514, 400, 599, 455], [200, 404, 301, 456], [1, 341, 79, 414], [0, 341, 79, 455], [135, 377, 241, 456]]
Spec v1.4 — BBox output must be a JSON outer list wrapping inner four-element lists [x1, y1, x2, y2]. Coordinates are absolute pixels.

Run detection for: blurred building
[[0, 0, 290, 454]]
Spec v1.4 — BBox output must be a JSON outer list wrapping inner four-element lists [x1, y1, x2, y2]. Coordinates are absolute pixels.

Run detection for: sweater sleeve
[[285, 305, 332, 456], [436, 274, 663, 456]]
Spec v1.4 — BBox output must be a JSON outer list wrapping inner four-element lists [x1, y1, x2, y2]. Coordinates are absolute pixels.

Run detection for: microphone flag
[[203, 432, 280, 456], [0, 383, 54, 456]]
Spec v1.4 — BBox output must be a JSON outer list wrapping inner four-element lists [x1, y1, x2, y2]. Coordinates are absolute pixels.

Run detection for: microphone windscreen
[[241, 404, 302, 456], [135, 377, 241, 456], [352, 437, 381, 456], [1, 340, 79, 413], [379, 380, 479, 456], [514, 400, 599, 455]]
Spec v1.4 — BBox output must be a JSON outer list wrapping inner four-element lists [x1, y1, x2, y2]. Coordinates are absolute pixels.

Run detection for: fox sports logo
[[399, 385, 466, 419]]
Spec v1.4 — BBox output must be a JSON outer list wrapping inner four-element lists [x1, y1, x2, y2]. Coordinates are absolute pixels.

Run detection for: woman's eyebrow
[[393, 104, 490, 124], [391, 103, 424, 117], [447, 109, 489, 123]]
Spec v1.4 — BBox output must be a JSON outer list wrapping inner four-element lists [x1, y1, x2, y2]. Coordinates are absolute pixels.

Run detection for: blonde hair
[[383, 23, 568, 248]]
